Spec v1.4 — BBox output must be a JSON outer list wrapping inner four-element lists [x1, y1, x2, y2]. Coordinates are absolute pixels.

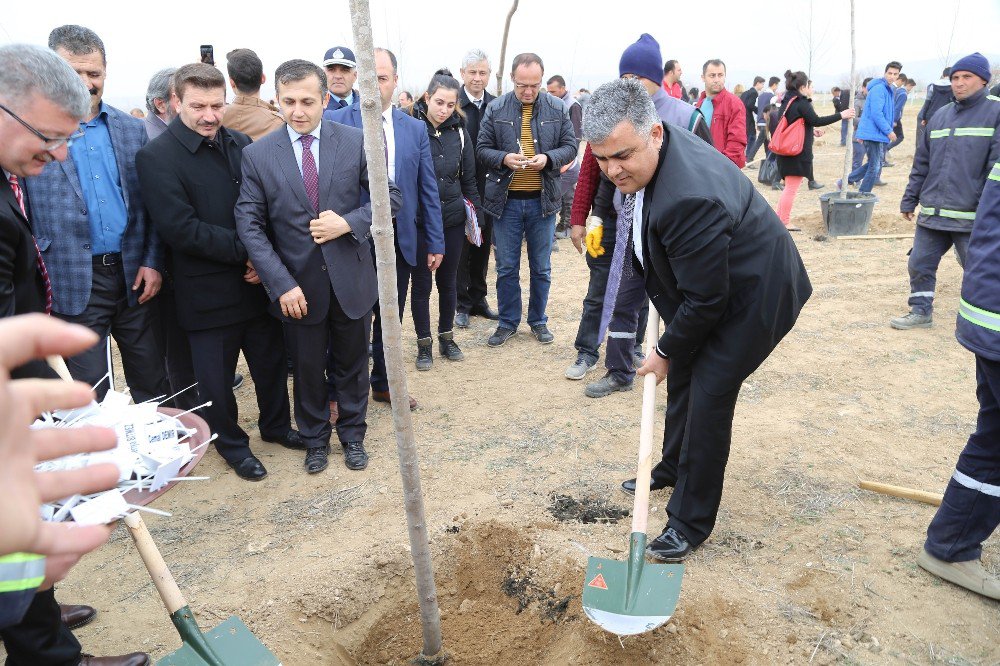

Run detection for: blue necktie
[[598, 193, 636, 343]]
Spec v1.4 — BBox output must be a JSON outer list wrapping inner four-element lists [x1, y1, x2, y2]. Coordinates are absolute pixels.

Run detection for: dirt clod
[[546, 494, 630, 524]]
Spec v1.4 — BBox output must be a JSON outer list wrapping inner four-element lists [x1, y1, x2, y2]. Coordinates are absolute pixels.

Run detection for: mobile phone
[[199, 44, 214, 66]]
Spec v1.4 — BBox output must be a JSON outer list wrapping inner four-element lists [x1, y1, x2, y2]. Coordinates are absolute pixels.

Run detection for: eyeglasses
[[513, 81, 542, 91], [0, 102, 85, 151]]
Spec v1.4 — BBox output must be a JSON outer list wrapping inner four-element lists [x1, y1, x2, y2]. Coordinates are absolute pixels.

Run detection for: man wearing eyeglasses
[[477, 52, 578, 348], [25, 25, 168, 404], [0, 39, 153, 666]]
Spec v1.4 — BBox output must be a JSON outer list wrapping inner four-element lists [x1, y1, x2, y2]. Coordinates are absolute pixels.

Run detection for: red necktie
[[8, 174, 52, 314]]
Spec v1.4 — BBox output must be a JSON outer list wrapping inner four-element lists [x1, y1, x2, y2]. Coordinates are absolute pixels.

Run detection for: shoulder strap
[[780, 96, 798, 120]]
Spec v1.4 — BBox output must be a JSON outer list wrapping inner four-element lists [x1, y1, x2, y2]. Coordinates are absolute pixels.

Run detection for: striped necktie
[[8, 174, 52, 314], [598, 193, 636, 342]]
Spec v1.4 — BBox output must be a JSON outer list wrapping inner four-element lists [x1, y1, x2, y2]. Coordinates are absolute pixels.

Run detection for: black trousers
[[288, 287, 371, 447], [58, 260, 169, 403], [186, 313, 291, 463], [157, 282, 199, 410], [369, 243, 412, 393], [650, 356, 742, 546], [0, 589, 80, 666], [411, 224, 465, 338], [456, 214, 494, 313]]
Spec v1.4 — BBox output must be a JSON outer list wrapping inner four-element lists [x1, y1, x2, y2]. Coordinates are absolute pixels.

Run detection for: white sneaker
[[917, 549, 1000, 600]]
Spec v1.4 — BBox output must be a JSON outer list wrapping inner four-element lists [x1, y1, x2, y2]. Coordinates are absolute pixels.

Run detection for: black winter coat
[[410, 101, 484, 229], [775, 95, 841, 180]]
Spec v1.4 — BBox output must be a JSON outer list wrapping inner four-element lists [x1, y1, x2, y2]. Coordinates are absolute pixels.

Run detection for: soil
[[15, 104, 1000, 665]]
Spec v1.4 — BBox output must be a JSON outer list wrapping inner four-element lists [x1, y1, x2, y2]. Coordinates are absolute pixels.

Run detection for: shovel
[[123, 512, 281, 665], [582, 310, 684, 635]]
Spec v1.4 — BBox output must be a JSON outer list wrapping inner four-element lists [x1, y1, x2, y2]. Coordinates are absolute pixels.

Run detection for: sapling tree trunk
[[496, 0, 520, 96], [347, 2, 444, 661], [840, 0, 857, 200]]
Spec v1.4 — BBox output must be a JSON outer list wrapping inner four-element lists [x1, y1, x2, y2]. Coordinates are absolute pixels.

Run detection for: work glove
[[585, 216, 604, 258]]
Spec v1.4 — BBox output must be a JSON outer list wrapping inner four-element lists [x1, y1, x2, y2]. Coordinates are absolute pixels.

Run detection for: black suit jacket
[[136, 120, 267, 331], [459, 88, 496, 198], [0, 178, 57, 379], [640, 124, 812, 394]]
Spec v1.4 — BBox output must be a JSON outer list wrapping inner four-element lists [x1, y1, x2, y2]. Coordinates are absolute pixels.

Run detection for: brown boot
[[59, 604, 96, 630], [78, 654, 150, 666]]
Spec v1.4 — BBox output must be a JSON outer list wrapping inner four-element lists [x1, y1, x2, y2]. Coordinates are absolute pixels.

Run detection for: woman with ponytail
[[407, 69, 483, 370], [774, 69, 854, 230]]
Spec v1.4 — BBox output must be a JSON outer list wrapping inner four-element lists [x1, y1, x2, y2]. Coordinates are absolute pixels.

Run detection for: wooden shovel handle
[[631, 310, 661, 535], [47, 356, 73, 382], [859, 480, 942, 506], [123, 512, 188, 613]]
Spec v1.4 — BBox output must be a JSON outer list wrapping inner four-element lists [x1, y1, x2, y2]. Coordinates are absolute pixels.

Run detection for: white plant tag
[[150, 455, 185, 492], [70, 490, 129, 525]]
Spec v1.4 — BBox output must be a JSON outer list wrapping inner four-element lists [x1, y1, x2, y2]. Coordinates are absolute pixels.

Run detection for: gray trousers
[[907, 225, 970, 316], [58, 261, 169, 403]]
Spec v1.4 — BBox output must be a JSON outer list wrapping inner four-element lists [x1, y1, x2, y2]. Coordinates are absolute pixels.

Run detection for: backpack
[[769, 96, 806, 157]]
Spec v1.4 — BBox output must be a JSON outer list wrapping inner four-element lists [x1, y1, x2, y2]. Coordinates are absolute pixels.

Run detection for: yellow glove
[[585, 218, 604, 258]]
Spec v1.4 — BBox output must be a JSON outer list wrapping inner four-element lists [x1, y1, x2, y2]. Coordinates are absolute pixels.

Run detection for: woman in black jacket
[[774, 70, 854, 230], [409, 70, 484, 370]]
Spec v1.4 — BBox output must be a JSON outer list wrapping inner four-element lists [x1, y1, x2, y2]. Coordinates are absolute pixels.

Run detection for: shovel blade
[[582, 546, 683, 636], [158, 616, 281, 666]]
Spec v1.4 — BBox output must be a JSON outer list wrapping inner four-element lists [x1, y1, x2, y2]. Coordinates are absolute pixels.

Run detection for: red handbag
[[769, 96, 806, 157]]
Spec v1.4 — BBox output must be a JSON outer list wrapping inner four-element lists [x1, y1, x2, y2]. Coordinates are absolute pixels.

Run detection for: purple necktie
[[300, 134, 319, 212], [598, 193, 636, 343]]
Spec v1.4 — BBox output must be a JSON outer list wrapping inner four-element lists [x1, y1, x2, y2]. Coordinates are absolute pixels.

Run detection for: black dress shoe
[[232, 373, 244, 390], [60, 603, 96, 630], [471, 301, 499, 320], [229, 455, 267, 481], [304, 446, 330, 474], [455, 312, 470, 328], [620, 477, 675, 496], [261, 429, 305, 450], [646, 527, 694, 562], [342, 441, 369, 470]]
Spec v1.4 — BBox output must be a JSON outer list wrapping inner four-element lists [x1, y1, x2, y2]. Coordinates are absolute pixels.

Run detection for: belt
[[919, 206, 976, 221], [92, 252, 122, 266]]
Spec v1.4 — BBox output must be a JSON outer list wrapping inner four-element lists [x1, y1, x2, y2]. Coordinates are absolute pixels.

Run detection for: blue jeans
[[851, 140, 865, 173], [493, 196, 554, 330], [839, 119, 848, 146], [847, 140, 885, 193]]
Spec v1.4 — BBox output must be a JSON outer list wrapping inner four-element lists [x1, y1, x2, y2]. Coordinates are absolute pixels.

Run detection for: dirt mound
[[348, 521, 751, 665], [547, 494, 631, 524]]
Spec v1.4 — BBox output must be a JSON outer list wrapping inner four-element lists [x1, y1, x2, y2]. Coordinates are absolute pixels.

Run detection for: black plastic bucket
[[820, 191, 878, 236]]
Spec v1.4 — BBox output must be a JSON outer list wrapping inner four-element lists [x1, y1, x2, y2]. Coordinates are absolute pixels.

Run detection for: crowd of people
[[1, 20, 999, 665]]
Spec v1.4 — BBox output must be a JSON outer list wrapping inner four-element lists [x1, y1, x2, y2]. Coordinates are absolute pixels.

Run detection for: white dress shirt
[[464, 87, 485, 108], [632, 188, 646, 268], [287, 123, 321, 176], [382, 107, 396, 182]]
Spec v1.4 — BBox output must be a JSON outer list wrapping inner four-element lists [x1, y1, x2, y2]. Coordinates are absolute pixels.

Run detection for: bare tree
[[840, 0, 857, 200], [496, 0, 520, 96], [348, 1, 445, 662], [797, 0, 834, 79]]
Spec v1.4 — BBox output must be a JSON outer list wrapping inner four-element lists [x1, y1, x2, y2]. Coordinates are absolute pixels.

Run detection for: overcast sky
[[2, 0, 998, 110]]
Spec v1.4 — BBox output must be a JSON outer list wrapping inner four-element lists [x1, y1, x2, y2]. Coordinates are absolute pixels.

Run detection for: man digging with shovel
[[584, 79, 812, 562]]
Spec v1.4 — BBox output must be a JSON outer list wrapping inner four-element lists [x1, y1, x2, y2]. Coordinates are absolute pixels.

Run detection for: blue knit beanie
[[619, 34, 664, 84], [951, 52, 991, 84]]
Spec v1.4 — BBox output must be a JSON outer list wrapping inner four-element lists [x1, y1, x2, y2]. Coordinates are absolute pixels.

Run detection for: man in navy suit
[[325, 47, 444, 411], [323, 46, 361, 112], [237, 60, 401, 474], [25, 25, 168, 403]]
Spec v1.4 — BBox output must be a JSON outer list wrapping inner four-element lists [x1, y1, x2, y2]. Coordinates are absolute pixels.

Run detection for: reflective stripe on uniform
[[920, 206, 975, 221], [929, 129, 951, 139], [959, 298, 1000, 333], [607, 331, 636, 339], [990, 162, 1000, 182], [910, 291, 935, 298], [0, 553, 45, 594], [953, 469, 1000, 498], [953, 127, 996, 137]]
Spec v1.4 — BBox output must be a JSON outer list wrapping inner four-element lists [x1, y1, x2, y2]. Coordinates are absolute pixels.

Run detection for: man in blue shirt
[[25, 25, 168, 405]]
